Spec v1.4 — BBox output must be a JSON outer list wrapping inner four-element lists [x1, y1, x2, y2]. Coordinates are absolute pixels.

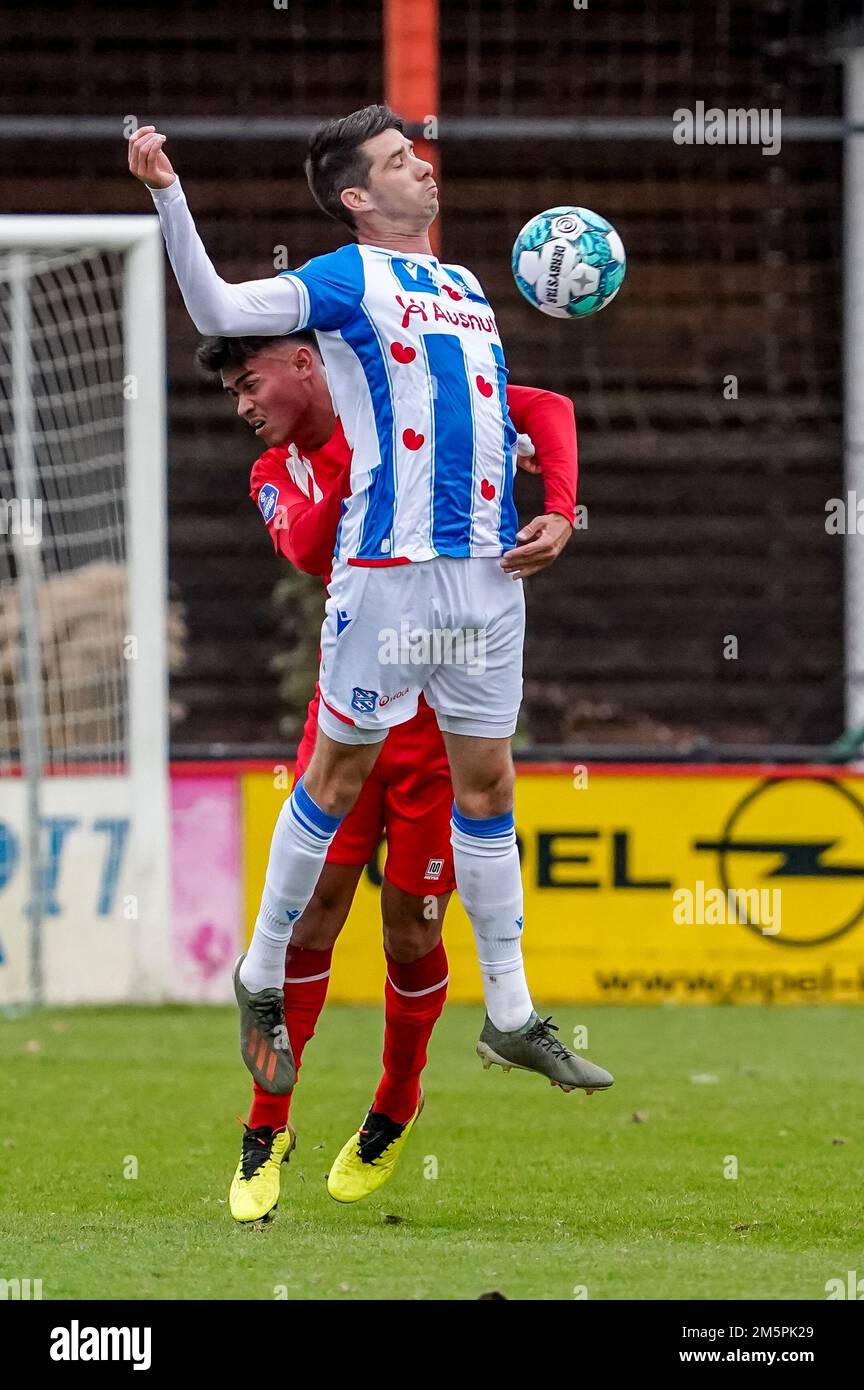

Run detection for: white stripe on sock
[[385, 972, 450, 998]]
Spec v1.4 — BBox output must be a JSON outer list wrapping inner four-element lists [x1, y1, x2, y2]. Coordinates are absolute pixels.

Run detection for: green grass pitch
[[1, 1003, 861, 1301]]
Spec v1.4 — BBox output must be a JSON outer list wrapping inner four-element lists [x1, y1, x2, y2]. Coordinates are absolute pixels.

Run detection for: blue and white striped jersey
[[281, 243, 518, 565]]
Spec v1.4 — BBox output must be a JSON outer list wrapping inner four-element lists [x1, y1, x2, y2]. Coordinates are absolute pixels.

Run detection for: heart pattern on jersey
[[402, 428, 425, 451], [390, 341, 416, 364], [443, 285, 462, 300], [480, 478, 496, 500], [476, 375, 494, 398]]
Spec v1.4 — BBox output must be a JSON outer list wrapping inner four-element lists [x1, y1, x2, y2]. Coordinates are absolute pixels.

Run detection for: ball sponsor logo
[[544, 241, 567, 300], [551, 214, 583, 236]]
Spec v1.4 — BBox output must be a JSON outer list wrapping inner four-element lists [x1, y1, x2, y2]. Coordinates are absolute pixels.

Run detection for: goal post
[[0, 216, 171, 1005]]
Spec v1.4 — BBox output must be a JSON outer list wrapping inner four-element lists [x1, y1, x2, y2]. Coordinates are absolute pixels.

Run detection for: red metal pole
[[384, 0, 440, 254]]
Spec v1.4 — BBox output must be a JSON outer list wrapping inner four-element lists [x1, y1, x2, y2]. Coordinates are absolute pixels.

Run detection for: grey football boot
[[233, 955, 296, 1095], [477, 1011, 614, 1093]]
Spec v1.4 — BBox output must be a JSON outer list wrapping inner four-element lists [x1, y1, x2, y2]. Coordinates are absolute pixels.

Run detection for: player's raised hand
[[500, 513, 573, 579], [128, 126, 177, 190]]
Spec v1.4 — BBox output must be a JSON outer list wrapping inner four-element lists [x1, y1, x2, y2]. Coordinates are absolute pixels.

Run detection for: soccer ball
[[511, 206, 626, 318]]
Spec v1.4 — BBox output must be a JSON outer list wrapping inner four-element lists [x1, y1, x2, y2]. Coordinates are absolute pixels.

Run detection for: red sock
[[372, 939, 449, 1125], [247, 944, 332, 1130]]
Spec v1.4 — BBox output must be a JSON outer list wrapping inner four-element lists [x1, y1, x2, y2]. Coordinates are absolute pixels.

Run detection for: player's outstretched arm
[[502, 384, 577, 578], [506, 384, 578, 523], [127, 126, 303, 336]]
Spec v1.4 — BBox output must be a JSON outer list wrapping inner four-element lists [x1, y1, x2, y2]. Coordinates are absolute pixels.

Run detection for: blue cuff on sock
[[292, 776, 344, 837], [451, 804, 515, 839]]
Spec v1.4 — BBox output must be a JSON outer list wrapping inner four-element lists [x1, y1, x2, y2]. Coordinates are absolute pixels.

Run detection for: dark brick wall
[[1, 0, 854, 747]]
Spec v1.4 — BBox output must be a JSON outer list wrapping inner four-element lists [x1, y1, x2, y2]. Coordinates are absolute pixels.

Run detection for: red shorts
[[294, 687, 456, 897]]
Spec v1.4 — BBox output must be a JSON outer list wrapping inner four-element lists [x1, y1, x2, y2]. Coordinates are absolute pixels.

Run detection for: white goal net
[[0, 218, 171, 1005]]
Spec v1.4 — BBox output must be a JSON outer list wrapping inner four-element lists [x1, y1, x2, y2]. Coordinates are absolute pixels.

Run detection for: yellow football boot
[[229, 1121, 296, 1224], [326, 1094, 424, 1204]]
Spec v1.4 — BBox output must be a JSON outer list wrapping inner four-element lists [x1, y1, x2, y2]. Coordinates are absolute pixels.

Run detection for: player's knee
[[290, 892, 346, 950], [382, 888, 443, 962], [301, 768, 362, 818], [454, 764, 515, 820], [383, 916, 442, 963], [303, 744, 379, 817]]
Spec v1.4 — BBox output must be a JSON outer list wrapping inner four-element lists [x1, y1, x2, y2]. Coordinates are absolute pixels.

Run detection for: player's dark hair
[[305, 104, 404, 230], [195, 332, 319, 377]]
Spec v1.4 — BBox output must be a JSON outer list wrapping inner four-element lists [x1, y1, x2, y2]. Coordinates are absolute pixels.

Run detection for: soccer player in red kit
[[197, 331, 612, 1221]]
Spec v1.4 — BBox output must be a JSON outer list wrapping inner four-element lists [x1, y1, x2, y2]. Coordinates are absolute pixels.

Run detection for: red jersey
[[249, 385, 577, 584]]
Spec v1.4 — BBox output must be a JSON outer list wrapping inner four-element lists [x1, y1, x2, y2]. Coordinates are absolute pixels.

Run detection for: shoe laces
[[524, 1015, 571, 1061], [247, 992, 285, 1038], [240, 1124, 279, 1180], [356, 1111, 406, 1165]]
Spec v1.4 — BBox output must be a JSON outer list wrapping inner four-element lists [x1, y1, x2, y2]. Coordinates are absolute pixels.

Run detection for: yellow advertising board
[[242, 765, 864, 1004]]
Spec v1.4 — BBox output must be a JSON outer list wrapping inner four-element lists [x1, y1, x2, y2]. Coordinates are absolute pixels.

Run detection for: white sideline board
[[0, 216, 171, 1004]]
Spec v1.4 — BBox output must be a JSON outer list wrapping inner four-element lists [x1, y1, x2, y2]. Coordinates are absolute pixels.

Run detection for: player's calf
[[239, 776, 347, 995], [328, 930, 447, 1204]]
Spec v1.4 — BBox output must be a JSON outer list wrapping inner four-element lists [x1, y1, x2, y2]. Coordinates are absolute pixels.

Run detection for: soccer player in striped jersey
[[128, 106, 615, 1159], [197, 331, 612, 1219]]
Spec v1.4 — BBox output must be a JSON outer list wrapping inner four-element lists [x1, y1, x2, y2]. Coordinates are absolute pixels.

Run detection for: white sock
[[450, 806, 534, 1032], [240, 777, 343, 993]]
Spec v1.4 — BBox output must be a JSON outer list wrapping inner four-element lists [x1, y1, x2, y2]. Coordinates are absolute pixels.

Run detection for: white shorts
[[317, 556, 525, 744]]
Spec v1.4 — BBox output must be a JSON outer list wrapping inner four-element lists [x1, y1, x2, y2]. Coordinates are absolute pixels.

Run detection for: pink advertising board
[[170, 773, 242, 1002]]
